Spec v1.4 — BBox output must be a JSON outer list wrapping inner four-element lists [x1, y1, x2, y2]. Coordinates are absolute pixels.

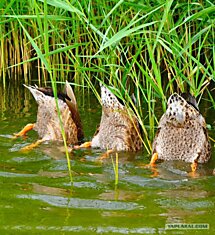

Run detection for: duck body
[[91, 85, 142, 151], [23, 81, 83, 144], [152, 93, 211, 163]]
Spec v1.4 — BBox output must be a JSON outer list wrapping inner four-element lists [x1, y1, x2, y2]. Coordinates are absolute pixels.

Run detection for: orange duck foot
[[138, 153, 159, 177], [14, 123, 35, 138], [149, 153, 158, 166], [150, 167, 159, 178], [140, 153, 158, 169], [73, 141, 92, 149], [98, 149, 114, 160], [191, 161, 198, 172], [20, 139, 44, 152], [187, 161, 200, 178]]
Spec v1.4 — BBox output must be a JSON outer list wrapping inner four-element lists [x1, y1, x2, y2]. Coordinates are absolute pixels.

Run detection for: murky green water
[[0, 81, 214, 234]]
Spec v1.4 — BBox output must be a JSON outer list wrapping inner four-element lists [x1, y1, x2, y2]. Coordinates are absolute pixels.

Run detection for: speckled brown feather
[[152, 93, 211, 163], [24, 82, 83, 144], [91, 84, 142, 151]]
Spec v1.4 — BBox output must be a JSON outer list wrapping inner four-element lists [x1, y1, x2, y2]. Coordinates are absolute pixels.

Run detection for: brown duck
[[77, 84, 142, 152], [150, 93, 211, 171], [15, 81, 83, 149]]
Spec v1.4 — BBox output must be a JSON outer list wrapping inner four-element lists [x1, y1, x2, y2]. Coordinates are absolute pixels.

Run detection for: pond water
[[0, 81, 214, 235]]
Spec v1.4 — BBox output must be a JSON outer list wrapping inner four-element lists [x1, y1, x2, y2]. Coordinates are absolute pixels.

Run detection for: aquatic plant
[[111, 152, 119, 186], [0, 0, 214, 152]]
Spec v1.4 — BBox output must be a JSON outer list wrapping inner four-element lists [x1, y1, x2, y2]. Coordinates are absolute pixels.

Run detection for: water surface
[[0, 81, 214, 234]]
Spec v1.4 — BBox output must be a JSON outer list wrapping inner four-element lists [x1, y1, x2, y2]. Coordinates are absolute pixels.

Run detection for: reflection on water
[[0, 81, 214, 234]]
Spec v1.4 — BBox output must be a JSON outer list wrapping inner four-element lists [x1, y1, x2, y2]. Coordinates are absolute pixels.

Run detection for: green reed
[[111, 152, 119, 186], [0, 0, 214, 152], [11, 6, 73, 183]]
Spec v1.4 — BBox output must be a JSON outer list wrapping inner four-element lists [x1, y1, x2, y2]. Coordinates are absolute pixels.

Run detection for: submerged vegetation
[[0, 0, 214, 151]]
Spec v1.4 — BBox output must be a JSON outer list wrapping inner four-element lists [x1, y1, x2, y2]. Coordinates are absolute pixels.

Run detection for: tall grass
[[0, 0, 214, 151], [111, 152, 119, 186]]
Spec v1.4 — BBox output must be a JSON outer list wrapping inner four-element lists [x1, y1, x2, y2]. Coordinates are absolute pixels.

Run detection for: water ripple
[[122, 175, 188, 188], [2, 225, 160, 234], [157, 198, 214, 210], [0, 171, 37, 178], [17, 194, 141, 211]]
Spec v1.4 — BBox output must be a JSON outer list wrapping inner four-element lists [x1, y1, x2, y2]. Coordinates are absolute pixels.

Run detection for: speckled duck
[[77, 84, 142, 152], [15, 81, 83, 149], [150, 93, 211, 171]]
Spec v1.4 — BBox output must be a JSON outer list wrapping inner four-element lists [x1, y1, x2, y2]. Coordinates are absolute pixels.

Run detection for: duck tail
[[64, 81, 84, 140], [65, 81, 77, 107]]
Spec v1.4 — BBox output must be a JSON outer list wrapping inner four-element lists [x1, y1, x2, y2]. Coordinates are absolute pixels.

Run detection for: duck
[[150, 92, 211, 171], [15, 81, 83, 149], [76, 83, 142, 152]]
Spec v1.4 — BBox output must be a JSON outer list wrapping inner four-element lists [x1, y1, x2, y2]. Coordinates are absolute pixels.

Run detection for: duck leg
[[149, 152, 158, 166], [140, 153, 159, 177], [188, 160, 200, 178], [20, 139, 45, 152], [74, 141, 92, 149], [141, 152, 158, 168], [191, 161, 198, 172], [139, 156, 159, 177], [189, 154, 199, 175], [14, 123, 35, 137], [98, 149, 114, 160]]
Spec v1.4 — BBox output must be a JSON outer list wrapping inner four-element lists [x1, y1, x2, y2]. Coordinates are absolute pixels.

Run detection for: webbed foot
[[20, 139, 44, 152], [98, 149, 114, 160], [74, 141, 92, 149], [14, 123, 34, 138]]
